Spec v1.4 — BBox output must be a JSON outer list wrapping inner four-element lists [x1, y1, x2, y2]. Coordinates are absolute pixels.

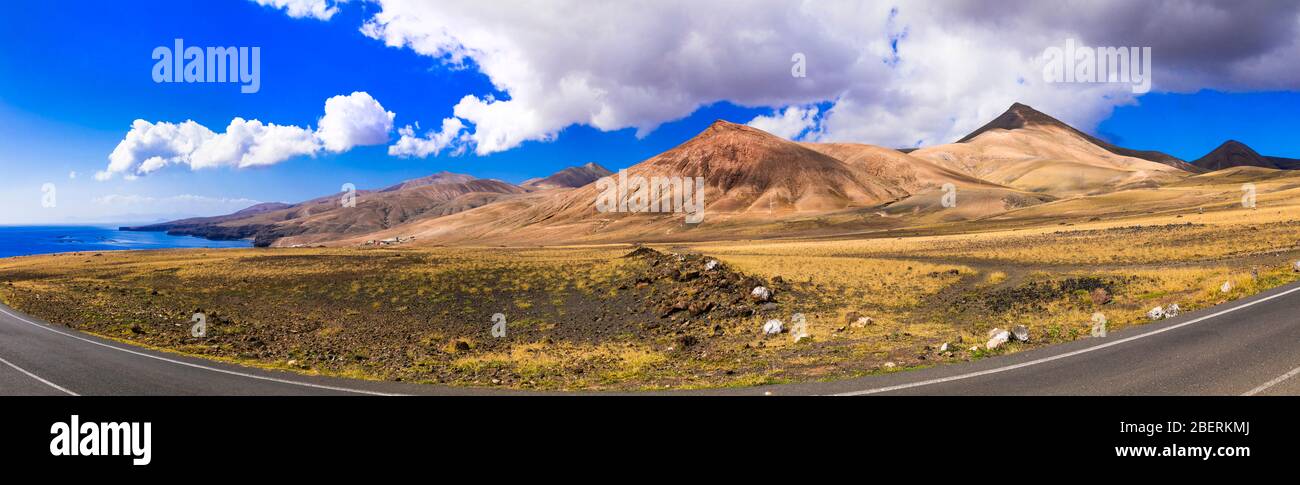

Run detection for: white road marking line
[[0, 306, 403, 396], [1242, 365, 1300, 396], [0, 354, 79, 396], [835, 283, 1300, 396]]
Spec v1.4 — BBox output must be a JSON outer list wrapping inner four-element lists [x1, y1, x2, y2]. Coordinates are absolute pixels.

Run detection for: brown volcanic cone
[[958, 103, 1199, 172], [912, 103, 1190, 196], [1191, 140, 1300, 171], [627, 120, 905, 212], [358, 120, 911, 245], [550, 120, 907, 216]]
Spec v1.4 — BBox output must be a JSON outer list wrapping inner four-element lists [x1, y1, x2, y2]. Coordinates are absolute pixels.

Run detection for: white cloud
[[191, 118, 320, 169], [231, 0, 1300, 152], [339, 0, 1300, 153], [358, 0, 867, 154], [99, 92, 393, 180], [746, 106, 819, 140], [389, 117, 467, 158], [250, 0, 343, 21], [317, 91, 396, 152], [68, 171, 77, 179]]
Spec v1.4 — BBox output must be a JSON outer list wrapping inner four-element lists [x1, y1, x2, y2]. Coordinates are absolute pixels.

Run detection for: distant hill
[[911, 103, 1190, 196], [957, 103, 1200, 172], [522, 162, 612, 189], [122, 173, 526, 246], [1190, 140, 1300, 171], [122, 163, 616, 247]]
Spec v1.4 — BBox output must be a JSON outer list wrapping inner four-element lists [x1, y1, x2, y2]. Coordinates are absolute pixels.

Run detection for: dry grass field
[[2, 177, 1299, 390]]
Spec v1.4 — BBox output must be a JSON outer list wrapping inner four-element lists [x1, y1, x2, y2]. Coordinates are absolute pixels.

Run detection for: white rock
[[1090, 312, 1108, 338], [883, 362, 897, 369], [986, 329, 1010, 350], [939, 342, 950, 352], [1293, 260, 1300, 272], [1221, 280, 1233, 293], [851, 316, 873, 328], [1165, 303, 1181, 318], [1147, 306, 1165, 320], [762, 319, 784, 335], [750, 286, 772, 302], [704, 259, 720, 271], [1010, 325, 1029, 342]]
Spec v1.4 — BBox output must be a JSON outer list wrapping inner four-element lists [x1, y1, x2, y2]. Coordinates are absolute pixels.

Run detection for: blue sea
[[0, 226, 252, 259]]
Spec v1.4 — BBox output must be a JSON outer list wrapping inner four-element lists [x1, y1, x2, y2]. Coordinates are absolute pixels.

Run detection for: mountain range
[[124, 103, 1299, 247]]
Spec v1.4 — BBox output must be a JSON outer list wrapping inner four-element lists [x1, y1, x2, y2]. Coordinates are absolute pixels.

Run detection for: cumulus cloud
[[317, 92, 395, 152], [250, 0, 343, 21], [389, 117, 468, 158], [285, 0, 1300, 152], [746, 106, 820, 140], [99, 92, 392, 180]]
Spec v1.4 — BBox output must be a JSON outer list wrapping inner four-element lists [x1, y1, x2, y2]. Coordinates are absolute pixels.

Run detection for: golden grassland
[[2, 189, 1300, 390]]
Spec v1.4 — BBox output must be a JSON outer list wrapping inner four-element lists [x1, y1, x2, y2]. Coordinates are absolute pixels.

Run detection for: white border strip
[[0, 354, 79, 395], [0, 306, 402, 396], [835, 284, 1300, 396]]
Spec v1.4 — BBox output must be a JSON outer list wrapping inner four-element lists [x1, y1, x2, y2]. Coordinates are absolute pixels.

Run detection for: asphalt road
[[3, 279, 1300, 396]]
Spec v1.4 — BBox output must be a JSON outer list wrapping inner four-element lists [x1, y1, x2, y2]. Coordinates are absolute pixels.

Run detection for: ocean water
[[0, 226, 252, 258]]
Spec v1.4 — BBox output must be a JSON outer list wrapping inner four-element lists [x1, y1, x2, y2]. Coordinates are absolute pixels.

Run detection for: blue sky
[[1, 0, 1297, 224]]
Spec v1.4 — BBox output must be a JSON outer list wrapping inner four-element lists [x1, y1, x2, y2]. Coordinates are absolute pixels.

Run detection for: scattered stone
[[1010, 325, 1029, 342], [985, 328, 1010, 350], [1147, 306, 1165, 320], [676, 335, 699, 348], [704, 259, 720, 271], [1090, 287, 1111, 306], [882, 362, 897, 370], [1221, 280, 1233, 293], [851, 316, 873, 328], [1293, 260, 1300, 272], [750, 286, 772, 302], [688, 301, 714, 316], [762, 319, 784, 335], [938, 342, 950, 352], [622, 246, 659, 259], [1165, 303, 1181, 318]]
